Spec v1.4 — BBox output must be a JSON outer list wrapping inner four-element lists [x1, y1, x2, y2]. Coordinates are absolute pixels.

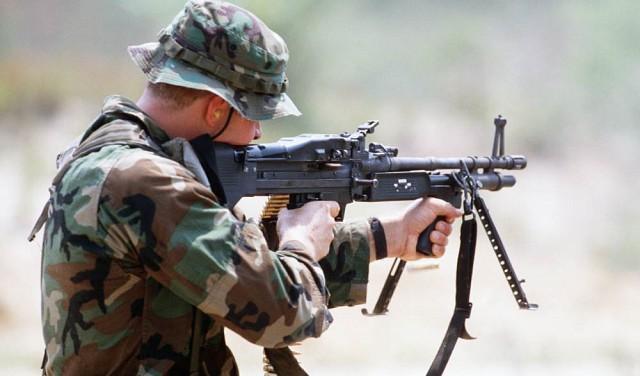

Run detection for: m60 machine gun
[[190, 116, 537, 375]]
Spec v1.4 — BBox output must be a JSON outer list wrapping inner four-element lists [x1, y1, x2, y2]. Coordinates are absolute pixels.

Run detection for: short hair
[[146, 82, 211, 109]]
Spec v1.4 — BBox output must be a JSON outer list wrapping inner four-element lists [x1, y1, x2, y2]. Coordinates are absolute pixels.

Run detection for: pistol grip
[[416, 215, 446, 256]]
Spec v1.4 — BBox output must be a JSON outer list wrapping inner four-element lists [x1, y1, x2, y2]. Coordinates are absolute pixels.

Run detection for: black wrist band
[[368, 217, 388, 260]]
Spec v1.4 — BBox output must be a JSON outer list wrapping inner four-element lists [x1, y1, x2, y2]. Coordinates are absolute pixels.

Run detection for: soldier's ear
[[204, 95, 229, 129]]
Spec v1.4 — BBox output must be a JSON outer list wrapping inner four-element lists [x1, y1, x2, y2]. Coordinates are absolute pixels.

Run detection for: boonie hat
[[128, 0, 301, 121]]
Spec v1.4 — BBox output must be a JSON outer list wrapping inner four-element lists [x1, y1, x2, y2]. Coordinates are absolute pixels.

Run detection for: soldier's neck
[[136, 89, 205, 140]]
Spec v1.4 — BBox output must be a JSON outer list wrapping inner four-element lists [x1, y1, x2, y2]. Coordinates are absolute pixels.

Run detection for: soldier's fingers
[[278, 207, 289, 216], [325, 201, 340, 217], [429, 230, 449, 246], [431, 244, 446, 258], [435, 221, 453, 236]]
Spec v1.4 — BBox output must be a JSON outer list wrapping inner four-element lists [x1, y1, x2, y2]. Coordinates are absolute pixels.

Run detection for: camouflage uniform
[[39, 96, 372, 374], [36, 2, 375, 373]]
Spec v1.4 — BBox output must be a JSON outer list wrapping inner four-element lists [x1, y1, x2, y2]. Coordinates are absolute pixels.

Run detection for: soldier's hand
[[381, 198, 462, 261], [277, 201, 340, 261]]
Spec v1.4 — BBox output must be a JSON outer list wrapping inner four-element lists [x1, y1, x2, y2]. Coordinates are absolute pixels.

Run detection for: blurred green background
[[1, 1, 639, 375]]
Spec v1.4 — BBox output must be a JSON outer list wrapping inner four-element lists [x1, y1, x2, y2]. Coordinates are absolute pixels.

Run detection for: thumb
[[327, 201, 340, 218], [426, 198, 463, 220]]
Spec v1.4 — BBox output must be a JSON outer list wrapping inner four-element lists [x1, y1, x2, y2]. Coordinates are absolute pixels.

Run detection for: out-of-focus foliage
[[2, 0, 639, 148]]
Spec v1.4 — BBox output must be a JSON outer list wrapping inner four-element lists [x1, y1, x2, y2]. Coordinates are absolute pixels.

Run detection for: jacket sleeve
[[98, 151, 332, 348], [321, 220, 373, 308]]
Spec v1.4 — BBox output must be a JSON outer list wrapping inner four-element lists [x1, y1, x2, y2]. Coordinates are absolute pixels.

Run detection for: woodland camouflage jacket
[[40, 96, 373, 375]]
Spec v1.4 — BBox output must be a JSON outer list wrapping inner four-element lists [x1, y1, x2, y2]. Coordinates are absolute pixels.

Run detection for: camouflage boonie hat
[[128, 0, 301, 121]]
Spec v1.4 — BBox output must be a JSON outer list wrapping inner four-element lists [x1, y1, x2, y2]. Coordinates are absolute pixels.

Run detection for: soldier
[[34, 1, 461, 374]]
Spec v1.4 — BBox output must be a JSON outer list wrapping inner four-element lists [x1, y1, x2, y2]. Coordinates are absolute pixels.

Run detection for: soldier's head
[[128, 0, 299, 143]]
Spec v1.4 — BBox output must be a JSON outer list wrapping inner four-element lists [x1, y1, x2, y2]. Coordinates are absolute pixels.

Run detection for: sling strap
[[426, 210, 477, 376]]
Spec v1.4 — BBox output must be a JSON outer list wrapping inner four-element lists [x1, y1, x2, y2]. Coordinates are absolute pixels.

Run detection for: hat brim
[[128, 42, 301, 121]]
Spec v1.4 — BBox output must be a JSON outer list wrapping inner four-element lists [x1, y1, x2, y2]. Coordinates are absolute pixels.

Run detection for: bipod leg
[[362, 258, 407, 316]]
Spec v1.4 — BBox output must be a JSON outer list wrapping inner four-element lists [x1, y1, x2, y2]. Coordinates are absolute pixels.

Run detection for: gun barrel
[[387, 155, 527, 171], [430, 173, 516, 191]]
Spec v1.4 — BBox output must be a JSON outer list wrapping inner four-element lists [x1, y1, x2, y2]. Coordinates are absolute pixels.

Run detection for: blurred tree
[[1, 0, 639, 146]]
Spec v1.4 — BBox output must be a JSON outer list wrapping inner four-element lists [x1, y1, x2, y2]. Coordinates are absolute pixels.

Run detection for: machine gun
[[190, 116, 537, 375]]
